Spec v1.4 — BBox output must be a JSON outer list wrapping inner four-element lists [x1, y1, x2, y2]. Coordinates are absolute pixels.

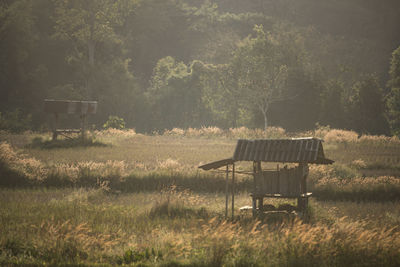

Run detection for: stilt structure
[[199, 138, 334, 218], [44, 100, 97, 141]]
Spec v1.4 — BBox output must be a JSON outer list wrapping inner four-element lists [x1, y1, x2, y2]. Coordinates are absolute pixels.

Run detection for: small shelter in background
[[199, 138, 334, 218], [44, 99, 97, 140]]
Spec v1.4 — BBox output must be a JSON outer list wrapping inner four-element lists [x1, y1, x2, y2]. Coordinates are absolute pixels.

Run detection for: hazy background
[[1, 0, 400, 135]]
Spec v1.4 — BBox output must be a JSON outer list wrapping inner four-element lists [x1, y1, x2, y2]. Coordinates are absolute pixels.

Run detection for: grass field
[[1, 127, 400, 266]]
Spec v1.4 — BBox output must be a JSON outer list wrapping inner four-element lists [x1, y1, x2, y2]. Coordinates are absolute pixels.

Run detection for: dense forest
[[1, 0, 400, 135]]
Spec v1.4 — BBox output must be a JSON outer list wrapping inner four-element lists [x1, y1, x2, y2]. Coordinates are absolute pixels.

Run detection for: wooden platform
[[251, 192, 312, 198]]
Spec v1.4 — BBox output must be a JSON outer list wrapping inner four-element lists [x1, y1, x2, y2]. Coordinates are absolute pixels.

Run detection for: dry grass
[[1, 128, 400, 265], [314, 175, 400, 201], [1, 187, 400, 266]]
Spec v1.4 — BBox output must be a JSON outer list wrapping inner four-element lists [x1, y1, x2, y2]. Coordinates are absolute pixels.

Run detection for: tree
[[146, 57, 209, 130], [233, 25, 289, 130], [53, 0, 136, 98], [198, 62, 246, 128], [319, 79, 346, 129], [0, 0, 37, 110], [387, 45, 400, 135], [350, 75, 389, 135]]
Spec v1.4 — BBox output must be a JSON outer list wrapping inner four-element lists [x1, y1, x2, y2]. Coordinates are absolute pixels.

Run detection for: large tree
[[146, 57, 212, 130], [350, 75, 389, 135], [0, 0, 37, 110], [232, 25, 290, 130], [53, 0, 136, 98], [387, 45, 400, 135]]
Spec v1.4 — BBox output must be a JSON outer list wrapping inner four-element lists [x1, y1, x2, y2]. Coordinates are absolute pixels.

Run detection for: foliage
[[233, 25, 289, 130], [387, 45, 400, 136], [102, 115, 126, 130], [0, 109, 32, 133], [1, 0, 400, 133], [349, 74, 389, 135], [319, 80, 346, 129]]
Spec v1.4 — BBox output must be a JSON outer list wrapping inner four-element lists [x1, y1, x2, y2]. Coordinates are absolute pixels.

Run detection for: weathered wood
[[45, 99, 97, 141], [225, 164, 229, 219], [231, 163, 235, 219], [198, 158, 235, 170], [44, 100, 97, 114], [199, 138, 333, 217]]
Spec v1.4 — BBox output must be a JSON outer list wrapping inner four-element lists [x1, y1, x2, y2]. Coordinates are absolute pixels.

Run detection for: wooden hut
[[44, 99, 97, 140], [199, 138, 334, 218]]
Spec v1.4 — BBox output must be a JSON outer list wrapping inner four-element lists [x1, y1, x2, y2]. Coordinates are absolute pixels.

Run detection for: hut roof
[[198, 137, 333, 170], [233, 138, 333, 164]]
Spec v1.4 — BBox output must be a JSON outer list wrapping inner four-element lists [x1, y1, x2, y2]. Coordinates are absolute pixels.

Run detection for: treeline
[[1, 0, 400, 135]]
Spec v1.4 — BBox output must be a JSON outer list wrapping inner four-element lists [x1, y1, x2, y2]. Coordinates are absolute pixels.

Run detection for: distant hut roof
[[199, 137, 333, 170]]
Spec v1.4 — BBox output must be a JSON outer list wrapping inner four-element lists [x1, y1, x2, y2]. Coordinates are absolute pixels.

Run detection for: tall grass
[[1, 188, 400, 266], [163, 126, 287, 139], [2, 127, 400, 265], [2, 125, 400, 200], [314, 176, 400, 201]]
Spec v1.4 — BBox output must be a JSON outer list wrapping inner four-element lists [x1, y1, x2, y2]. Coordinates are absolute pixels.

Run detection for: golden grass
[[1, 128, 400, 264], [1, 188, 400, 265]]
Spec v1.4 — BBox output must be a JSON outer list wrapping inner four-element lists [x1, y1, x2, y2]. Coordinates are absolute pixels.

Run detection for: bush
[[102, 115, 126, 130], [0, 109, 32, 133]]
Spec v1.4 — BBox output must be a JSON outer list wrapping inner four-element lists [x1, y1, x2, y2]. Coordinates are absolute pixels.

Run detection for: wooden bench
[[52, 129, 81, 140]]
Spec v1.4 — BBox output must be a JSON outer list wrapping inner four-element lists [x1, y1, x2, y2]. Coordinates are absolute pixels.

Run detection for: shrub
[[0, 109, 32, 133], [102, 116, 126, 130]]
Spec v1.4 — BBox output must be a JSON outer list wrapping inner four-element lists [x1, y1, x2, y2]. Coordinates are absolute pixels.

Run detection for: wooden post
[[252, 197, 257, 217], [258, 198, 263, 212], [277, 164, 280, 194], [52, 113, 59, 141], [80, 114, 86, 141], [256, 161, 263, 212], [298, 163, 309, 212], [231, 162, 235, 219], [225, 164, 229, 219], [252, 161, 257, 217]]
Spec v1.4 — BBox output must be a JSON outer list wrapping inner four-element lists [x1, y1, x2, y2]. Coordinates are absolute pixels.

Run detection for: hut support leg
[[225, 165, 229, 219], [297, 197, 308, 212], [52, 113, 59, 141], [231, 163, 235, 220], [80, 114, 86, 141], [252, 197, 257, 217], [258, 198, 263, 212]]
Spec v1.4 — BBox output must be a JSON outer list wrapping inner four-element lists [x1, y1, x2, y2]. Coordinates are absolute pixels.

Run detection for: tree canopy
[[1, 0, 400, 135]]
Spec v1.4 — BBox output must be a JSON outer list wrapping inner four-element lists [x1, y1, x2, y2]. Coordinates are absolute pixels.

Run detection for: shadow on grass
[[111, 172, 253, 193], [148, 201, 212, 220], [26, 136, 108, 149], [0, 162, 31, 188]]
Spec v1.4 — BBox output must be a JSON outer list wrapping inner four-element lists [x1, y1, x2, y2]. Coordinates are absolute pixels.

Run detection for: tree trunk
[[263, 111, 268, 131], [87, 40, 95, 98], [261, 104, 269, 131], [88, 40, 95, 67], [232, 100, 238, 128]]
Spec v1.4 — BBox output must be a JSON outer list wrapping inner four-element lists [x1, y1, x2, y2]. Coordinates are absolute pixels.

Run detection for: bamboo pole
[[52, 113, 59, 141], [225, 164, 229, 218], [80, 114, 86, 141], [231, 162, 235, 219], [252, 161, 257, 217]]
